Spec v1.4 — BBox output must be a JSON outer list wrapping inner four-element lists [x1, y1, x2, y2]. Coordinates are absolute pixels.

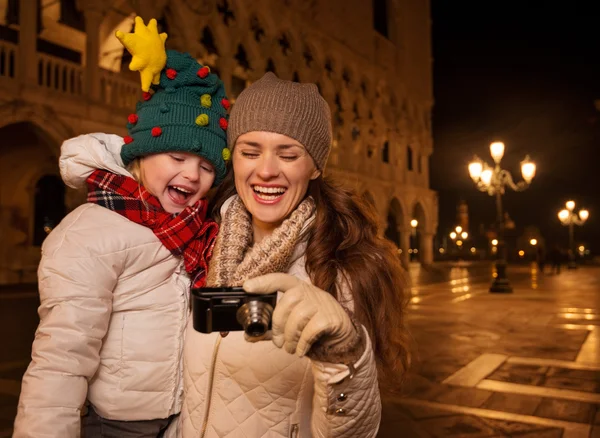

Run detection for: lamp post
[[558, 201, 589, 269], [468, 142, 536, 292]]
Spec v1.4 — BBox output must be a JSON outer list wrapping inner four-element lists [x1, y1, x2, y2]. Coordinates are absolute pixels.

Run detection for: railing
[[37, 52, 83, 95], [99, 69, 140, 111], [0, 40, 18, 79], [2, 47, 139, 111]]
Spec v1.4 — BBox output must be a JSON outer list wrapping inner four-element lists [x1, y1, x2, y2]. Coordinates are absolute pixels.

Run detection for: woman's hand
[[243, 273, 360, 359]]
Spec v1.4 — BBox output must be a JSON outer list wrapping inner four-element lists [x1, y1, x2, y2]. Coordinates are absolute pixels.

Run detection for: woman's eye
[[201, 166, 214, 173], [170, 155, 184, 162], [240, 151, 259, 158], [281, 156, 298, 161]]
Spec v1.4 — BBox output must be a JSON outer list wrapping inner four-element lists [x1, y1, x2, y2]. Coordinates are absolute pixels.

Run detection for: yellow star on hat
[[116, 16, 168, 92]]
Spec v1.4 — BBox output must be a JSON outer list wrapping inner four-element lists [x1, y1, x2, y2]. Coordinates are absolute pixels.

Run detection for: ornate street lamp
[[558, 200, 589, 269], [468, 141, 536, 292]]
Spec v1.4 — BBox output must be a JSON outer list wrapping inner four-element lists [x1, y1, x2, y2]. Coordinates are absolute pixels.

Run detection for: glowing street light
[[468, 142, 536, 293], [558, 200, 589, 269], [530, 238, 538, 246]]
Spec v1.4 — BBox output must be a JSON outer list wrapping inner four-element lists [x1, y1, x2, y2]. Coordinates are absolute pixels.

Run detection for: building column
[[399, 228, 410, 270], [18, 0, 39, 85], [81, 4, 106, 101], [420, 232, 434, 265]]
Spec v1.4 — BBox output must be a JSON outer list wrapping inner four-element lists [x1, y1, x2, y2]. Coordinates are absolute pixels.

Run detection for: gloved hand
[[243, 273, 363, 362]]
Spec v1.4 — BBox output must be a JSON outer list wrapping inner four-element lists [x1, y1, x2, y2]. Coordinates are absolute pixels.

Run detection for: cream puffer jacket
[[172, 198, 382, 438], [14, 134, 191, 437]]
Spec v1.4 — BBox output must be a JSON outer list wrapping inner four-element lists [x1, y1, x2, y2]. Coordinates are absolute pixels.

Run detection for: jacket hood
[[59, 133, 131, 189]]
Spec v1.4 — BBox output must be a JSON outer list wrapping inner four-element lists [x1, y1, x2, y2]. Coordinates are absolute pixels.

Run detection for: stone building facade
[[0, 0, 437, 284]]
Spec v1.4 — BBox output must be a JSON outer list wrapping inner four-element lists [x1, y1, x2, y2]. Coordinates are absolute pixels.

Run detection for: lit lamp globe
[[490, 142, 505, 163], [480, 169, 493, 186], [566, 200, 575, 211], [461, 232, 468, 239], [450, 232, 457, 240], [579, 209, 589, 222], [558, 209, 569, 224], [410, 219, 418, 228], [521, 157, 536, 184], [468, 160, 483, 182], [530, 238, 538, 246]]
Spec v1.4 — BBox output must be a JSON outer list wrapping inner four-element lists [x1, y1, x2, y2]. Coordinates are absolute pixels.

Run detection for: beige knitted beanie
[[227, 72, 332, 170]]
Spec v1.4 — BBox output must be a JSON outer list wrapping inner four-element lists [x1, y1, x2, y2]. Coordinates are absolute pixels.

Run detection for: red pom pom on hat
[[124, 136, 134, 144], [166, 68, 177, 80], [128, 114, 138, 124], [219, 118, 228, 130], [151, 127, 162, 137], [197, 66, 210, 79], [221, 98, 230, 110], [143, 91, 152, 101]]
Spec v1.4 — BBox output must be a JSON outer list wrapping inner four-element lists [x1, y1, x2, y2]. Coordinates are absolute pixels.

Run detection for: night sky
[[430, 2, 600, 251]]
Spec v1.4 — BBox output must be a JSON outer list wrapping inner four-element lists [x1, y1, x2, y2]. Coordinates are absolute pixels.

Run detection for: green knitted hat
[[121, 50, 231, 186]]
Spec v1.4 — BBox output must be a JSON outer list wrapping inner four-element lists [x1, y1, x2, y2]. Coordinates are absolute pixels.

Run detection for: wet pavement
[[379, 263, 600, 438], [1, 262, 599, 437]]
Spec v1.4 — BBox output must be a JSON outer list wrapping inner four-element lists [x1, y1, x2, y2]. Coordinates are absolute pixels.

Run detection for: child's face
[[140, 152, 215, 214]]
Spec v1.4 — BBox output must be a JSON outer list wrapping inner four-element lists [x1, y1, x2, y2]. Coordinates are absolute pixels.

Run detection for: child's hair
[[127, 158, 143, 184]]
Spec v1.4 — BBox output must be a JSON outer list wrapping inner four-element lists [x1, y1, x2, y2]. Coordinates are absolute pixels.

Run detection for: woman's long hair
[[210, 168, 410, 388]]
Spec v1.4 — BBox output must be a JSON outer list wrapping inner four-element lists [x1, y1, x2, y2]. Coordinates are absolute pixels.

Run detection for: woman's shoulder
[[42, 204, 159, 258]]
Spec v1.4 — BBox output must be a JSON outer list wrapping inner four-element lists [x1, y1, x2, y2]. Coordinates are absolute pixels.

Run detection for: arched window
[[407, 146, 413, 171]]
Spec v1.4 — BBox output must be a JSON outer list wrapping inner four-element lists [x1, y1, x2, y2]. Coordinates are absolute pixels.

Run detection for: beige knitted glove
[[243, 273, 364, 363]]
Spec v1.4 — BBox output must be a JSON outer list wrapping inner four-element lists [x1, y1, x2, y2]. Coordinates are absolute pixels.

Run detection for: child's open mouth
[[168, 185, 195, 205]]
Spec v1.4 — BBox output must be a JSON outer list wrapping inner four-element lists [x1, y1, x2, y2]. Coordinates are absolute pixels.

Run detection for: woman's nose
[[256, 156, 279, 179]]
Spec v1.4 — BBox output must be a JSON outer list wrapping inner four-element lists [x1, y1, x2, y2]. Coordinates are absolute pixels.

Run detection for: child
[[13, 17, 231, 438]]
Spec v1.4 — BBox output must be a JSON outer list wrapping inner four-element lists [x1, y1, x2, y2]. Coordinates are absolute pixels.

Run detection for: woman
[[176, 72, 410, 438]]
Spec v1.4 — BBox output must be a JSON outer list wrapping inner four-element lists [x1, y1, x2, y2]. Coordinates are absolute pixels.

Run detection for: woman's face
[[233, 131, 320, 233]]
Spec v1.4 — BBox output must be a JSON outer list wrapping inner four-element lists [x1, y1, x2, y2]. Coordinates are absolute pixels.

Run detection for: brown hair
[[210, 168, 410, 388]]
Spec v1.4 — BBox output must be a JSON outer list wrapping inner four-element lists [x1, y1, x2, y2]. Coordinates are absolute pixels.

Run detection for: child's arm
[[13, 206, 122, 437]]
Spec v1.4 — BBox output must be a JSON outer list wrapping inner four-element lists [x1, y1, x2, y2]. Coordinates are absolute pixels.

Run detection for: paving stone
[[499, 362, 549, 375], [479, 418, 555, 435], [434, 387, 494, 408], [482, 392, 542, 416], [534, 398, 595, 424], [542, 376, 599, 393], [403, 404, 458, 420], [418, 414, 499, 437], [487, 369, 544, 385], [514, 429, 564, 438], [377, 418, 432, 437], [547, 367, 600, 382]]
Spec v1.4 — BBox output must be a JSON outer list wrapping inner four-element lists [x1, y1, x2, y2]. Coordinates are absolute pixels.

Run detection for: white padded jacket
[[173, 198, 382, 438], [13, 134, 191, 437]]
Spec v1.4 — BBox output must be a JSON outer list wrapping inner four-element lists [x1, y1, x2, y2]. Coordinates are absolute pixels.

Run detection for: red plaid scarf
[[86, 169, 218, 288]]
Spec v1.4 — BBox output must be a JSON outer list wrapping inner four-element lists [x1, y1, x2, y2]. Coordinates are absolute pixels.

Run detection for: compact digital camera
[[191, 287, 277, 338]]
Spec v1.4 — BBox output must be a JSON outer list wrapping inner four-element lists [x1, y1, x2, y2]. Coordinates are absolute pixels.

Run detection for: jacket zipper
[[173, 265, 189, 411], [200, 335, 222, 438], [290, 424, 299, 438]]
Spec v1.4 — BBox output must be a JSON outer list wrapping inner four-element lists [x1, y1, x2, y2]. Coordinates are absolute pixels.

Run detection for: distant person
[[536, 245, 546, 273], [549, 245, 562, 274]]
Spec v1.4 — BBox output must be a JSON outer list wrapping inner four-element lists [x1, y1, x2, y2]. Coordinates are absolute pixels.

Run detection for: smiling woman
[[232, 131, 321, 241], [177, 72, 410, 438]]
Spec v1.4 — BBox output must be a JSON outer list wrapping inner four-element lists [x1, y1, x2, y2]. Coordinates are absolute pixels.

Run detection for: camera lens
[[236, 299, 274, 338]]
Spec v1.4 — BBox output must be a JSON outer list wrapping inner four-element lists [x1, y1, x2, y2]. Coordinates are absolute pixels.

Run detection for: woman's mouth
[[252, 185, 287, 203], [168, 185, 196, 205]]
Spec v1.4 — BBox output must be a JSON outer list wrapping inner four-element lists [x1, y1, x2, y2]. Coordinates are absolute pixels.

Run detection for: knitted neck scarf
[[86, 169, 218, 288], [206, 196, 316, 286]]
